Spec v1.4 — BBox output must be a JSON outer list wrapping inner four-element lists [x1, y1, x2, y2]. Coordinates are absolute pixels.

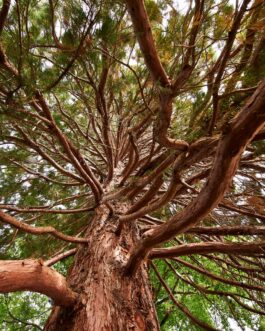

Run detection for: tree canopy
[[0, 0, 265, 330]]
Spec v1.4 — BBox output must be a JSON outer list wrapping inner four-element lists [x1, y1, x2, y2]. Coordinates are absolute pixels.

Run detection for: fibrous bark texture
[[44, 205, 159, 331]]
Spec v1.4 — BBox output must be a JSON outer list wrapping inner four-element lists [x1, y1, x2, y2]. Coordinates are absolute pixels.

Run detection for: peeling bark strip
[[44, 206, 159, 331], [0, 260, 77, 306], [126, 79, 265, 273]]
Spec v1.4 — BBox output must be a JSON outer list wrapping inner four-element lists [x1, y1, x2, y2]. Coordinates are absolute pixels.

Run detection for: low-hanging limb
[[0, 259, 77, 306], [125, 78, 265, 274]]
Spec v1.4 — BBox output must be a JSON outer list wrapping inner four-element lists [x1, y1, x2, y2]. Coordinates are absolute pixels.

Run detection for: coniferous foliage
[[0, 0, 265, 330]]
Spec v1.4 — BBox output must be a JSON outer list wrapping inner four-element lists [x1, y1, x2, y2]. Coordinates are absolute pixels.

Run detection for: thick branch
[[150, 241, 265, 259], [125, 0, 189, 151], [0, 259, 77, 306], [126, 79, 265, 273], [124, 0, 169, 86], [187, 226, 265, 236]]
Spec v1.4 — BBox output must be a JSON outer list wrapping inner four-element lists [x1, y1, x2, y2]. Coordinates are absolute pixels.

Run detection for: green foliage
[[0, 292, 50, 330], [152, 259, 263, 331], [0, 0, 264, 329], [146, 0, 162, 24]]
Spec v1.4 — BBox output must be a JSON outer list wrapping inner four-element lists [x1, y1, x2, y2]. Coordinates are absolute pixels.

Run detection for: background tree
[[0, 0, 265, 330]]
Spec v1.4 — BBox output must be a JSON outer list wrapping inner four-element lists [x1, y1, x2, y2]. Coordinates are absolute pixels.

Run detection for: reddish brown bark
[[0, 210, 88, 243], [186, 225, 265, 236], [0, 260, 76, 306], [125, 79, 265, 274], [0, 0, 10, 35], [124, 0, 189, 152], [44, 205, 159, 331], [124, 0, 169, 87], [150, 241, 265, 259]]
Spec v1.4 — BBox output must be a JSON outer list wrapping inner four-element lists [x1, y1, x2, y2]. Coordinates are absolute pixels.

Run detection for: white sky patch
[[228, 318, 256, 331]]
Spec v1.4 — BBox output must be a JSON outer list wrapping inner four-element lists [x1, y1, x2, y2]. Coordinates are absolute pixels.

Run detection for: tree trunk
[[44, 205, 159, 331]]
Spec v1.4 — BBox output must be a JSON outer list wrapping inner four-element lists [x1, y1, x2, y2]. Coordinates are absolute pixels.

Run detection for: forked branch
[[126, 79, 265, 274]]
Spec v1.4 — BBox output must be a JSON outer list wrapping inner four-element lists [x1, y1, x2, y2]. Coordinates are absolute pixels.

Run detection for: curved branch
[[0, 42, 19, 76], [35, 92, 103, 201], [120, 168, 182, 222], [0, 210, 88, 243], [0, 259, 77, 306], [0, 204, 95, 214], [124, 0, 169, 86], [127, 174, 163, 214], [125, 0, 189, 151]]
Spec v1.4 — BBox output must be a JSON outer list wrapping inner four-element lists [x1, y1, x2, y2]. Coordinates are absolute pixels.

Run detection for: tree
[[0, 0, 265, 329]]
